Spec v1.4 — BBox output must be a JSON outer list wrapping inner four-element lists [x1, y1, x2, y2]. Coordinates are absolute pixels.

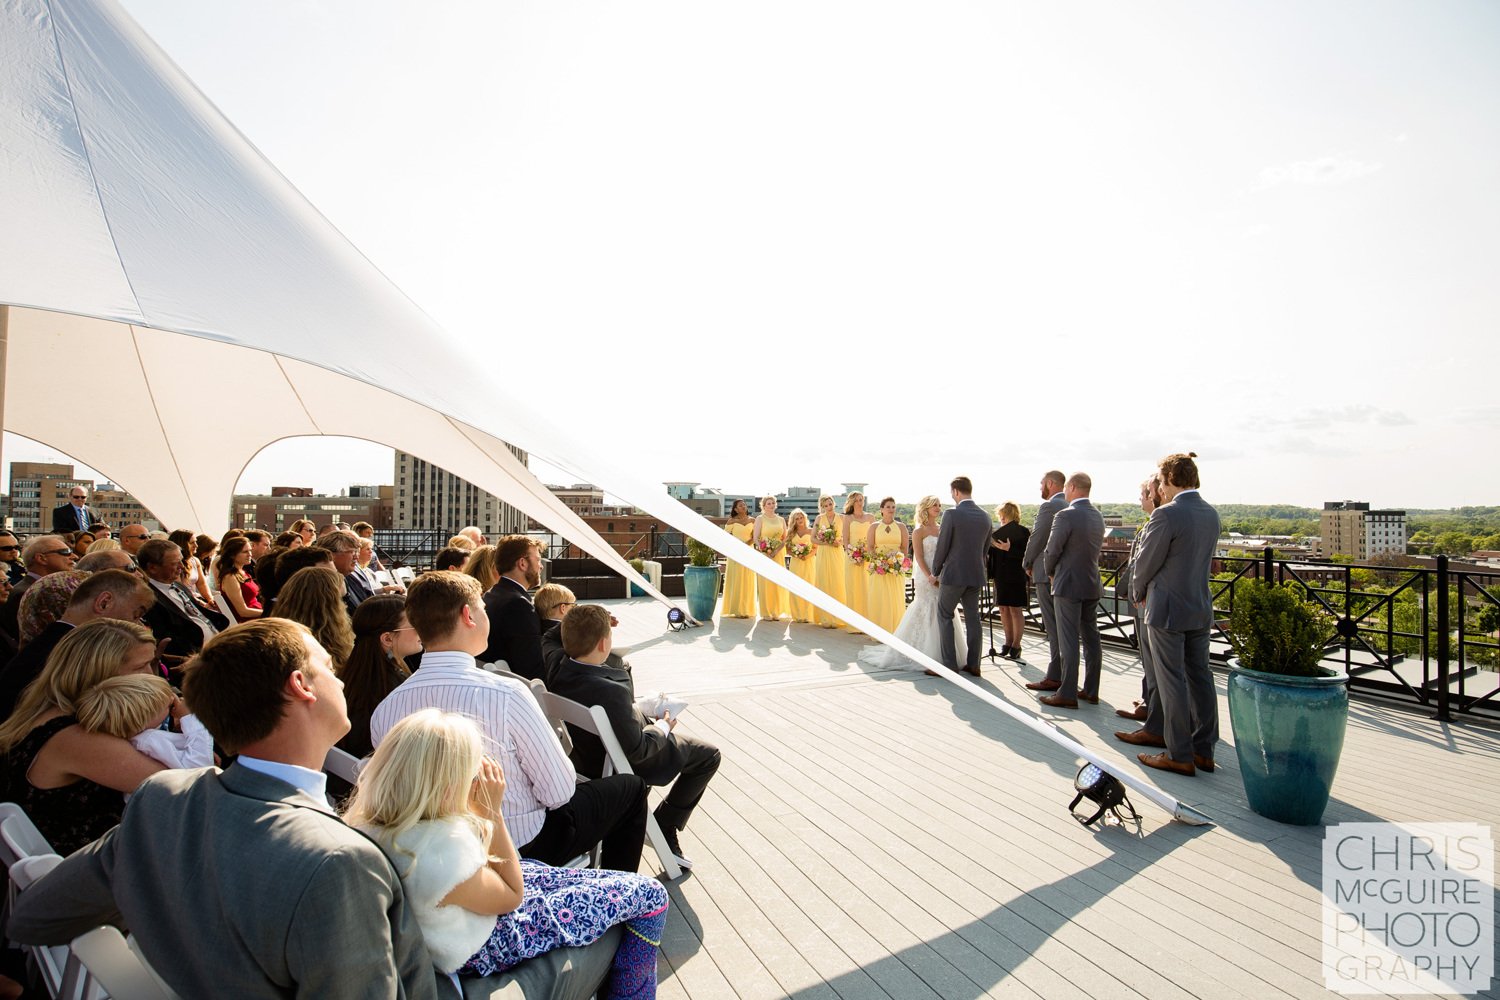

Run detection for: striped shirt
[[369, 650, 575, 845]]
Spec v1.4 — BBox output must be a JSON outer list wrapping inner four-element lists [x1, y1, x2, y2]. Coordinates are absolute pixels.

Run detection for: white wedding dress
[[857, 534, 967, 670]]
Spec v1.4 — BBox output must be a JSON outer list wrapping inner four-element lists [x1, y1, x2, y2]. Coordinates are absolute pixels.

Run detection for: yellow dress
[[866, 520, 907, 634], [812, 513, 846, 628], [842, 515, 873, 628], [785, 530, 817, 622], [756, 514, 787, 620], [722, 521, 756, 618]]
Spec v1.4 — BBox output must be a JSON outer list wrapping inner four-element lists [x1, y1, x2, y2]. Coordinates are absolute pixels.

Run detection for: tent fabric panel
[[0, 0, 140, 320]]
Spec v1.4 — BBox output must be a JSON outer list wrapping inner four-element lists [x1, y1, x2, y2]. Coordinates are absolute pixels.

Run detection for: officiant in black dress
[[988, 502, 1031, 660]]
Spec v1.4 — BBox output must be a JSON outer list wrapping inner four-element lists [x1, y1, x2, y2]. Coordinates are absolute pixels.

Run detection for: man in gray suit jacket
[[1129, 453, 1221, 777], [9, 618, 618, 1000], [931, 476, 991, 676], [1039, 473, 1105, 708], [1022, 471, 1067, 689]]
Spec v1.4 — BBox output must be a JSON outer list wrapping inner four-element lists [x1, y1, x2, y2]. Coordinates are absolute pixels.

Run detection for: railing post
[[1263, 546, 1274, 583], [1434, 555, 1452, 722]]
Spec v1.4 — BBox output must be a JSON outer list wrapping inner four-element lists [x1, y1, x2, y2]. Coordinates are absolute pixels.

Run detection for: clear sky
[[9, 1, 1498, 508]]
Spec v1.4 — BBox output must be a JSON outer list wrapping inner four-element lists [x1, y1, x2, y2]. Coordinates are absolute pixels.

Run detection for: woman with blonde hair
[[783, 509, 817, 623], [0, 619, 164, 853], [859, 495, 966, 671], [840, 492, 875, 630], [85, 536, 120, 554], [169, 529, 213, 605], [345, 709, 668, 994], [463, 544, 501, 592], [271, 566, 354, 668], [720, 499, 756, 619], [989, 502, 1030, 660], [289, 519, 316, 546], [751, 496, 788, 621], [810, 495, 845, 628], [446, 534, 478, 552]]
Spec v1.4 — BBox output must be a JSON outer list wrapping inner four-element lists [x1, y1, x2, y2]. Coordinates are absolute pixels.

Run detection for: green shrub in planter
[[682, 538, 721, 620], [1227, 578, 1336, 676], [686, 538, 718, 568]]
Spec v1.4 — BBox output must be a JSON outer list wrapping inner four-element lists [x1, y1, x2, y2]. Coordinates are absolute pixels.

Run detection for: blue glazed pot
[[682, 565, 721, 622], [1227, 660, 1349, 825]]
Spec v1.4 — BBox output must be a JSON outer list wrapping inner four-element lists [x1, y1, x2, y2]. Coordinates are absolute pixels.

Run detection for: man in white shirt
[[371, 572, 648, 872]]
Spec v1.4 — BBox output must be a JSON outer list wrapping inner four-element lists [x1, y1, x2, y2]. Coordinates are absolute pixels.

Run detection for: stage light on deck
[[667, 607, 689, 632], [1069, 763, 1140, 826]]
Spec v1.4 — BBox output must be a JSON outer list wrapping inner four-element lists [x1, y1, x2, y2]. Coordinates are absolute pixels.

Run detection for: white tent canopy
[[0, 0, 1205, 825]]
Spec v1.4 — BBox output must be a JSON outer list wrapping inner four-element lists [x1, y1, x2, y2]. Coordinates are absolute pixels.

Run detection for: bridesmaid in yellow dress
[[840, 492, 875, 631], [783, 509, 817, 623], [721, 498, 756, 618], [811, 495, 846, 628], [751, 496, 787, 620], [865, 496, 910, 634]]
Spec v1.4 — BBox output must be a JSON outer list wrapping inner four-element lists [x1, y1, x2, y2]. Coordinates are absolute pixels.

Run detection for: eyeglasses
[[0, 546, 18, 553], [46, 548, 73, 557]]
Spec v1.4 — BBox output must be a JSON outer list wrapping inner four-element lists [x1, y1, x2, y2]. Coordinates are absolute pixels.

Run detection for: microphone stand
[[984, 580, 1002, 661]]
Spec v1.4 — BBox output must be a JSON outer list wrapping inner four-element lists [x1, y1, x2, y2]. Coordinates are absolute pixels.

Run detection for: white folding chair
[[478, 659, 516, 677], [526, 679, 573, 755], [213, 593, 236, 621], [533, 693, 682, 880], [1, 802, 56, 937], [8, 854, 97, 999], [69, 927, 179, 1000], [392, 567, 415, 588], [322, 747, 363, 785]]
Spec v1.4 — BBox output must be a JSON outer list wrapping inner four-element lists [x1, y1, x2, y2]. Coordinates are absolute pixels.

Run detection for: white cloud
[[1241, 222, 1272, 239], [1259, 405, 1413, 432], [1252, 153, 1382, 193]]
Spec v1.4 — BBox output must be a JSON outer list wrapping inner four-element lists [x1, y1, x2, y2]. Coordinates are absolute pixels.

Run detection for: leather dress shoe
[[1138, 752, 1195, 776], [1193, 754, 1216, 773], [1115, 704, 1148, 721], [962, 666, 981, 678], [923, 670, 940, 677], [1038, 693, 1078, 709], [1075, 691, 1099, 705], [1114, 729, 1166, 748], [1024, 679, 1061, 692]]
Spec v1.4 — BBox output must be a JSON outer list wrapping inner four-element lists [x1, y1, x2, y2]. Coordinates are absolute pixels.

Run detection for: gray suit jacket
[[7, 764, 618, 1000], [1022, 492, 1067, 583], [1129, 490, 1221, 631], [930, 499, 991, 588], [1043, 499, 1104, 601]]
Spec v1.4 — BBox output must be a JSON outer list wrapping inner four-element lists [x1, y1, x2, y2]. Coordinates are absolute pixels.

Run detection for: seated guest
[[479, 536, 546, 681], [315, 529, 370, 616], [434, 546, 470, 573], [74, 549, 136, 574], [68, 531, 94, 560], [169, 529, 214, 606], [352, 521, 383, 572], [270, 544, 334, 592], [348, 709, 667, 995], [0, 530, 26, 586], [448, 534, 478, 553], [2, 535, 76, 642], [84, 536, 121, 555], [273, 529, 302, 549], [252, 545, 288, 611], [270, 567, 354, 672], [139, 539, 228, 664], [244, 529, 271, 570], [371, 572, 648, 872], [550, 605, 719, 871], [75, 674, 212, 774], [7, 618, 624, 998], [90, 523, 112, 541], [291, 517, 316, 546], [0, 620, 163, 853], [459, 526, 486, 547], [118, 524, 150, 558], [535, 582, 577, 680], [0, 570, 156, 718], [464, 544, 500, 592], [337, 595, 420, 760], [17, 570, 89, 647], [355, 537, 382, 591], [216, 536, 262, 622]]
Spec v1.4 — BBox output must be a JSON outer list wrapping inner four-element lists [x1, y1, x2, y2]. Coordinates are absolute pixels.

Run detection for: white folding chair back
[[0, 803, 53, 866], [533, 693, 682, 880], [479, 660, 517, 678], [213, 593, 236, 621], [69, 928, 179, 1000], [322, 747, 363, 785], [392, 567, 415, 587], [8, 854, 92, 999], [527, 679, 572, 754]]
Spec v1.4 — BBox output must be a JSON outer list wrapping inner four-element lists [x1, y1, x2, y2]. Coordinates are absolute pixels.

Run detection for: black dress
[[988, 521, 1031, 608], [3, 715, 125, 855]]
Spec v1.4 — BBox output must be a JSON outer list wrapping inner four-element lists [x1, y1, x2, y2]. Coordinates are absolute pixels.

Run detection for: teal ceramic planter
[[1227, 660, 1349, 825], [682, 565, 721, 622]]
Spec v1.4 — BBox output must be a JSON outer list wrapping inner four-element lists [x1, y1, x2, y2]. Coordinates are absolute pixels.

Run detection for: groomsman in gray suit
[[1022, 471, 1068, 690], [931, 475, 991, 677], [1039, 473, 1105, 708], [1129, 452, 1221, 777]]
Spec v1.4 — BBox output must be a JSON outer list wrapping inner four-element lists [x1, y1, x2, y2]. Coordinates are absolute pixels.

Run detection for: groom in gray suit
[[1022, 471, 1067, 690], [1039, 473, 1105, 708], [1129, 452, 1221, 777], [931, 476, 991, 677]]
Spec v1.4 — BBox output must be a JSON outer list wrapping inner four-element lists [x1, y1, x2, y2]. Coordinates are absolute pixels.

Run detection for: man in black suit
[[51, 486, 101, 534], [548, 604, 719, 870], [1040, 472, 1106, 709], [138, 538, 229, 663], [930, 475, 992, 676], [479, 535, 547, 680]]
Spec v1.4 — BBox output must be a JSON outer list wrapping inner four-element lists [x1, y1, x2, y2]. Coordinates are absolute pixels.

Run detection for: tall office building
[[1318, 501, 1408, 560], [394, 448, 529, 537]]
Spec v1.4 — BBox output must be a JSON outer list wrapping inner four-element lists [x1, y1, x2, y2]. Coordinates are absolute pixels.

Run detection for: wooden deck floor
[[599, 600, 1500, 1000]]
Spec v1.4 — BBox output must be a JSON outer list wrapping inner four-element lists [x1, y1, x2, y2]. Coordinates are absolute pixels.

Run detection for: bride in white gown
[[858, 495, 967, 670]]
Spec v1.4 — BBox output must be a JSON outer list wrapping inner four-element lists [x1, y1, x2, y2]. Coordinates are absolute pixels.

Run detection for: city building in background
[[229, 485, 394, 532], [666, 482, 727, 517], [395, 448, 528, 538], [1317, 501, 1408, 560], [525, 484, 634, 530], [723, 485, 825, 518], [7, 462, 159, 533]]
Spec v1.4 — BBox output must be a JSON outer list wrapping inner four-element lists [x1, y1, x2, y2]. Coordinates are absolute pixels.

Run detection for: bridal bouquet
[[755, 537, 784, 556], [786, 540, 814, 561], [867, 550, 914, 577], [845, 542, 868, 566]]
